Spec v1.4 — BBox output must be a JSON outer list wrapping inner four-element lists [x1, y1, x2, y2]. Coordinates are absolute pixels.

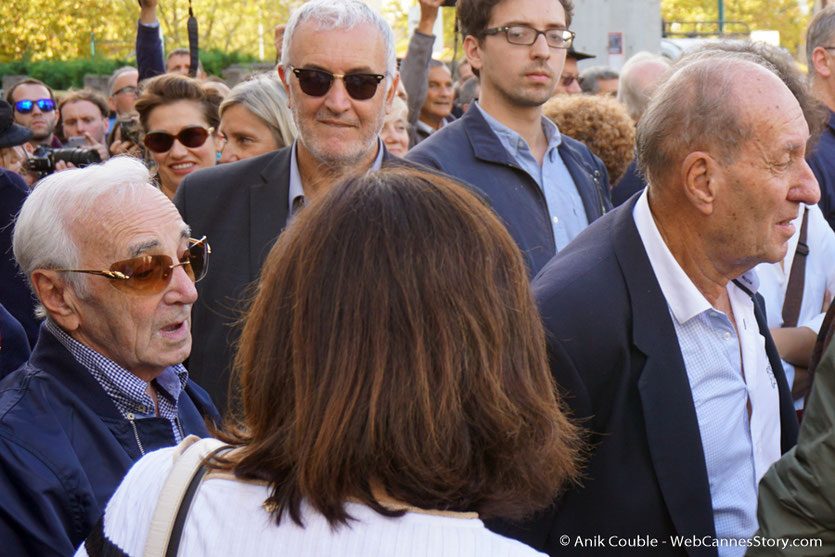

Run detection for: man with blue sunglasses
[[5, 78, 60, 148]]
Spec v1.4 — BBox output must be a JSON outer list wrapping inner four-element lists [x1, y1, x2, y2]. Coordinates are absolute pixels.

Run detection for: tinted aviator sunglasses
[[14, 98, 55, 114], [143, 126, 214, 153], [289, 65, 386, 100], [53, 236, 211, 295]]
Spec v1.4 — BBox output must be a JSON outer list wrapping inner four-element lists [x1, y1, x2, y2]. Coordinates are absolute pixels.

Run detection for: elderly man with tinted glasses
[[172, 0, 407, 412], [0, 157, 220, 557]]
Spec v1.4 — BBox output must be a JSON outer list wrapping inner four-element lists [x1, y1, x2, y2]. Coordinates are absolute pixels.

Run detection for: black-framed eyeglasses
[[288, 65, 386, 100], [113, 85, 140, 96], [53, 236, 211, 295], [484, 25, 575, 49], [143, 126, 214, 153], [14, 98, 55, 114]]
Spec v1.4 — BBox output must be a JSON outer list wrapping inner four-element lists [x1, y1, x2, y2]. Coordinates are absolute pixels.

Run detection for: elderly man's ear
[[30, 270, 81, 332], [681, 151, 722, 215]]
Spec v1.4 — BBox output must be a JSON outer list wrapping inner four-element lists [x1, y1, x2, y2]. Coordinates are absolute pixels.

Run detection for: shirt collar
[[288, 138, 386, 217], [632, 189, 758, 325], [45, 319, 187, 414], [473, 101, 561, 160]]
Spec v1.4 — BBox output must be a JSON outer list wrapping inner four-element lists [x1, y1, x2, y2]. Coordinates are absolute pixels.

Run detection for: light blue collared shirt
[[288, 138, 386, 220], [474, 102, 588, 251], [633, 190, 781, 556]]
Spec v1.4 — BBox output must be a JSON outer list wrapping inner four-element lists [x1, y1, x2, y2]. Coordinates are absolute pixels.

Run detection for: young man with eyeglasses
[[407, 0, 611, 277], [0, 156, 220, 556], [6, 78, 61, 148], [172, 0, 410, 412]]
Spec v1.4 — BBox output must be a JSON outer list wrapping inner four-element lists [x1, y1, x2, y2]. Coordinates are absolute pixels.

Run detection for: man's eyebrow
[[306, 63, 379, 74], [129, 239, 160, 258], [127, 228, 190, 257]]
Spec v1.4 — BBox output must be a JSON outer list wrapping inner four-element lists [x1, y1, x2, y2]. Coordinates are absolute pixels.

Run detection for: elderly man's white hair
[[280, 0, 397, 89], [13, 156, 159, 298]]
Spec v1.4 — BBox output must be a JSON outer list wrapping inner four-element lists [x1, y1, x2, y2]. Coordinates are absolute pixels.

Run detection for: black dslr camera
[[25, 145, 102, 177]]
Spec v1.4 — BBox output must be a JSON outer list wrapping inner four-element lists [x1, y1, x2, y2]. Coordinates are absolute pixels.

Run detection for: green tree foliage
[[661, 0, 814, 58]]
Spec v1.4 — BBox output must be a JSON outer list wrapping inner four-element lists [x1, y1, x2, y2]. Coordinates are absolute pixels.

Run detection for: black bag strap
[[781, 206, 810, 328]]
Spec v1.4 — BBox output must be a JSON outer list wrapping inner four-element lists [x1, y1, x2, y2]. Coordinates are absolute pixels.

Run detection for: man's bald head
[[637, 55, 789, 190]]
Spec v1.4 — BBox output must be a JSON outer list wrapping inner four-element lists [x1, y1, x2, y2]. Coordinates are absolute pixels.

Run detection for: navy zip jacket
[[0, 324, 220, 557], [407, 103, 612, 277]]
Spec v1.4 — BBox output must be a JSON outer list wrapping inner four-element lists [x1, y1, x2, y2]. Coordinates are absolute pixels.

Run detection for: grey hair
[[455, 76, 480, 109], [579, 66, 619, 94], [108, 66, 138, 96], [220, 72, 298, 148], [616, 52, 671, 121], [807, 4, 835, 69], [13, 157, 158, 304], [637, 55, 769, 189], [281, 0, 397, 90]]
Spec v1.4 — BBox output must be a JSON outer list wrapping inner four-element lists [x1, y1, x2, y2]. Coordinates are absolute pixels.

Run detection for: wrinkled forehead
[[74, 186, 187, 259], [13, 84, 51, 101]]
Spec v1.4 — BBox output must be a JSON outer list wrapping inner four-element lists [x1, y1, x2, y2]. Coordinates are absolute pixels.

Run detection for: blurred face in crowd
[[66, 187, 198, 381], [0, 145, 29, 176], [553, 56, 581, 95], [110, 70, 140, 116], [420, 65, 454, 124], [61, 100, 108, 144], [467, 0, 568, 109], [12, 84, 57, 144], [167, 54, 191, 76], [380, 97, 410, 157], [595, 77, 618, 96], [280, 20, 396, 167], [145, 100, 217, 199], [218, 103, 280, 163]]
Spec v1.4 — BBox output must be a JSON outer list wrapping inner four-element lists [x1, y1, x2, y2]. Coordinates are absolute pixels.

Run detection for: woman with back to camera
[[78, 166, 582, 557], [217, 72, 297, 163], [135, 74, 221, 200]]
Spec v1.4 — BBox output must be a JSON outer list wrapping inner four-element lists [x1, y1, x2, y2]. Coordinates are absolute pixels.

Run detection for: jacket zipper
[[126, 413, 146, 456]]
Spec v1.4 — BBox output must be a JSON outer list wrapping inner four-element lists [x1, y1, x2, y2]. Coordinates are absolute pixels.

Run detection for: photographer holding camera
[[58, 90, 110, 163]]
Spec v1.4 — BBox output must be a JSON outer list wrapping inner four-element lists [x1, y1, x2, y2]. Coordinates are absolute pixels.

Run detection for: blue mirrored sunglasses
[[14, 98, 55, 114]]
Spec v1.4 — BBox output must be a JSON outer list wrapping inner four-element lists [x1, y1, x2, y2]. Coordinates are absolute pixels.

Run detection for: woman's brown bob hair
[[134, 73, 221, 133], [217, 166, 582, 527]]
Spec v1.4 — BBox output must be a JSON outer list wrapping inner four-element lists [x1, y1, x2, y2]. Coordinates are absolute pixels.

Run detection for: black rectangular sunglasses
[[289, 65, 386, 100]]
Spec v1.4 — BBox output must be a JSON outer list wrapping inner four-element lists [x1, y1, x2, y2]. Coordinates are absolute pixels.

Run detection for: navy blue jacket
[[0, 168, 39, 345], [491, 195, 799, 556], [0, 325, 220, 557], [611, 158, 647, 207], [808, 109, 835, 232], [406, 104, 612, 276], [0, 304, 29, 378]]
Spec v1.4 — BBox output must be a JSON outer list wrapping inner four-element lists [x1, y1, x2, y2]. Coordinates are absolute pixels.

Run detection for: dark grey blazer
[[174, 147, 404, 411]]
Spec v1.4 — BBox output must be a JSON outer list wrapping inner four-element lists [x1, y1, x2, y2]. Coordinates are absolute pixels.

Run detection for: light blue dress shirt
[[474, 102, 588, 251], [287, 138, 386, 220], [633, 190, 781, 557]]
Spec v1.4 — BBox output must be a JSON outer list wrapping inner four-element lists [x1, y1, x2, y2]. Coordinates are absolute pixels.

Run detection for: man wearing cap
[[552, 45, 594, 95], [0, 99, 39, 346], [407, 0, 611, 276]]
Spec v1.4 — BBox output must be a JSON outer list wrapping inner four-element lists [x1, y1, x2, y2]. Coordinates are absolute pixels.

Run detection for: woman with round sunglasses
[[217, 72, 297, 164], [76, 166, 582, 557], [135, 74, 222, 200]]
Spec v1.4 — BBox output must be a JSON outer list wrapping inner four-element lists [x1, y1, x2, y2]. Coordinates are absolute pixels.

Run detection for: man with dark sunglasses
[[172, 0, 405, 412], [0, 156, 220, 556], [5, 77, 61, 148], [406, 0, 611, 278]]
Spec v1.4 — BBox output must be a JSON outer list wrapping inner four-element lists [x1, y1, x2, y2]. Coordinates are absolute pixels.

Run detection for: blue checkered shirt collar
[[45, 319, 188, 422]]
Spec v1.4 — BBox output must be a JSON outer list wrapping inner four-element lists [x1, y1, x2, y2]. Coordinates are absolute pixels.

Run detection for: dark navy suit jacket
[[491, 195, 799, 556], [174, 147, 410, 411], [406, 104, 612, 277], [0, 169, 38, 345]]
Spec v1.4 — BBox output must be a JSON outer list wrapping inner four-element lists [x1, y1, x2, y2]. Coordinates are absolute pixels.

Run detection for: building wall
[[571, 0, 663, 71]]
